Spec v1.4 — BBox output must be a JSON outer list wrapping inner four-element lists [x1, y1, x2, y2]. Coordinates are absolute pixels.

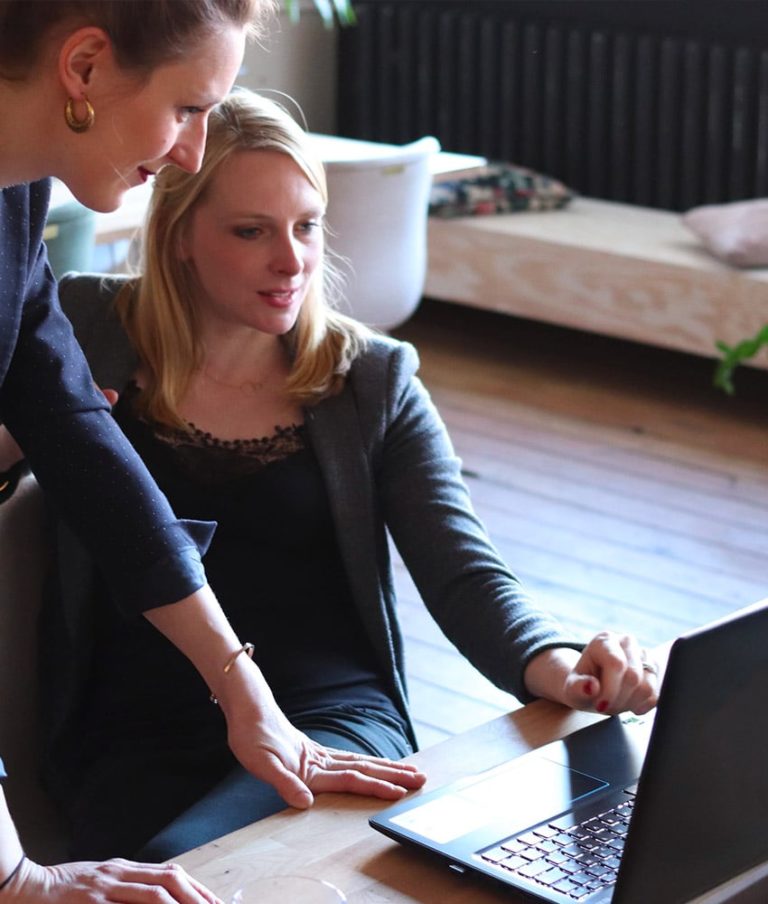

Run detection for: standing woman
[[0, 2, 421, 900]]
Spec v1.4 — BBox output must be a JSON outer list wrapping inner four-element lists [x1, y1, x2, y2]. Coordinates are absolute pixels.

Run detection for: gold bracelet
[[223, 642, 255, 674], [210, 643, 254, 705]]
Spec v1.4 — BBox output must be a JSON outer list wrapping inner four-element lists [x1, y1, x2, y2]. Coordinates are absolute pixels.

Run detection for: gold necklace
[[197, 365, 267, 395]]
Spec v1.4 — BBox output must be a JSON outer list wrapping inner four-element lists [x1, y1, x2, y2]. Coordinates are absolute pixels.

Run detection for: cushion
[[429, 161, 574, 218], [682, 199, 768, 268]]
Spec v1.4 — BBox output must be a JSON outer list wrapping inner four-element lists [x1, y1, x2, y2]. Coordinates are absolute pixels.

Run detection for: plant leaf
[[311, 0, 334, 27], [331, 0, 357, 24], [281, 0, 355, 26], [283, 0, 300, 24], [713, 324, 768, 394]]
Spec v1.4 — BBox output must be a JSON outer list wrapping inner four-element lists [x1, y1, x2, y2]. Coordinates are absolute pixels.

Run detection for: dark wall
[[338, 1, 768, 210]]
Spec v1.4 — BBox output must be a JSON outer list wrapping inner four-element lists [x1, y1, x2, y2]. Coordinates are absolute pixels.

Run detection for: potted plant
[[283, 0, 355, 26]]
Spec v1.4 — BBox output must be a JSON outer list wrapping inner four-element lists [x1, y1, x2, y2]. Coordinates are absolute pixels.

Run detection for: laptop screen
[[614, 604, 768, 903], [371, 601, 768, 904]]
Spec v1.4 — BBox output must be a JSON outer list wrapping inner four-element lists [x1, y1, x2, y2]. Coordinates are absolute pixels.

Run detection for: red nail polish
[[597, 700, 609, 713], [584, 680, 594, 696]]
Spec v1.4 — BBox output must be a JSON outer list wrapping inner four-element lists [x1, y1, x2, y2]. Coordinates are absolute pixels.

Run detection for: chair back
[[0, 477, 66, 863], [323, 136, 440, 330]]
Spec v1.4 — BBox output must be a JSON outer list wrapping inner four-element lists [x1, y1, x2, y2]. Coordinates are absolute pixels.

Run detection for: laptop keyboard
[[478, 796, 634, 901]]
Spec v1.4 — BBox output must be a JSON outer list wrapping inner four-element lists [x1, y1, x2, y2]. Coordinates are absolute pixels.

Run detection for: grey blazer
[[49, 273, 580, 748]]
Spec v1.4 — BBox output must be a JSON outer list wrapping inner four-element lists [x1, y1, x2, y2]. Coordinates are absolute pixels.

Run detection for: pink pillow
[[683, 199, 768, 268]]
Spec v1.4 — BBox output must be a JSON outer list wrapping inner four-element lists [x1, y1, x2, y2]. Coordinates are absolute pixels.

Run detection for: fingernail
[[596, 700, 609, 713], [584, 680, 594, 696]]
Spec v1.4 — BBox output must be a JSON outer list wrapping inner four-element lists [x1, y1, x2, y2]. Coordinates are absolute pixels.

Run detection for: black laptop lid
[[614, 603, 768, 904]]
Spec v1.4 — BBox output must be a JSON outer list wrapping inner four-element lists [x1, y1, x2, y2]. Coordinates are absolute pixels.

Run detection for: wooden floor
[[391, 300, 768, 749]]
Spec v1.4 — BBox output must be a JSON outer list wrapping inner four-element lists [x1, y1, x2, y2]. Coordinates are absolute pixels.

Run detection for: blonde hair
[[116, 89, 370, 428]]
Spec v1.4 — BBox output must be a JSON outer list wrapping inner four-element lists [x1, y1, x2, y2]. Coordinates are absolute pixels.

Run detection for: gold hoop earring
[[65, 97, 95, 133]]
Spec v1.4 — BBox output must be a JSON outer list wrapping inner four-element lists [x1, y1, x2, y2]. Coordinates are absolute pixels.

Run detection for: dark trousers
[[65, 704, 412, 862]]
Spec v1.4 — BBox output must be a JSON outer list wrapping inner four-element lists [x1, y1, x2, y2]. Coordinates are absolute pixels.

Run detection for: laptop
[[370, 601, 768, 903]]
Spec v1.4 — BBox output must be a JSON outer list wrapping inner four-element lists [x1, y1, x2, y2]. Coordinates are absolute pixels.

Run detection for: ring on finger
[[640, 648, 658, 676]]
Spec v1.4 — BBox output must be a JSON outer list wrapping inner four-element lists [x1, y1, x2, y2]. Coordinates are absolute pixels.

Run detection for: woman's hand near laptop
[[214, 654, 426, 810], [146, 591, 427, 812], [524, 631, 659, 716]]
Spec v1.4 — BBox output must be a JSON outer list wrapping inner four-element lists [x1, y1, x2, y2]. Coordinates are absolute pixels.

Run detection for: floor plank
[[391, 300, 768, 749]]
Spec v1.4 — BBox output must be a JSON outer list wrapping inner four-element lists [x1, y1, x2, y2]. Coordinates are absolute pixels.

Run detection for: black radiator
[[337, 1, 768, 211]]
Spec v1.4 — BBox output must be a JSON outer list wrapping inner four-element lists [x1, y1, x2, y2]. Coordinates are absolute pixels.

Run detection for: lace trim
[[120, 384, 306, 480], [153, 419, 306, 470]]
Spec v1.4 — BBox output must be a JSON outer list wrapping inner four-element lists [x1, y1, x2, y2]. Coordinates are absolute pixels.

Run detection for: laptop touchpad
[[389, 754, 606, 845]]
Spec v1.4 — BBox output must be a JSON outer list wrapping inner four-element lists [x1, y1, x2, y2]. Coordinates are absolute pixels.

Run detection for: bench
[[425, 197, 768, 369]]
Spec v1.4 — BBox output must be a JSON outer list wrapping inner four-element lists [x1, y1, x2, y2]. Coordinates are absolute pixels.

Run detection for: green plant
[[714, 325, 768, 394], [283, 0, 355, 26]]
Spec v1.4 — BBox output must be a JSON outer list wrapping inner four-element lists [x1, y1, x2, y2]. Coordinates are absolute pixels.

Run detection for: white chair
[[322, 136, 440, 330]]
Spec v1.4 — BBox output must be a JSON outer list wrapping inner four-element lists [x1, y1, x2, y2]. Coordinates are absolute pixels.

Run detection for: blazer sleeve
[[0, 183, 214, 617], [375, 341, 582, 701]]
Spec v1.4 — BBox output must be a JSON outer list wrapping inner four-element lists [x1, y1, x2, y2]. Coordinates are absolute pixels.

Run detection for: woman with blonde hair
[[40, 88, 658, 864], [125, 88, 365, 427]]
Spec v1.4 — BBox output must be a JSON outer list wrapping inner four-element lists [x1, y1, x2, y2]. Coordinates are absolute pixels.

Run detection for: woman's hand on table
[[524, 632, 659, 716], [218, 662, 426, 809], [4, 857, 221, 903]]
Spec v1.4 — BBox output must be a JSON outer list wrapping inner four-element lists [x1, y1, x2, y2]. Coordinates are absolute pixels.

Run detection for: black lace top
[[149, 415, 306, 484], [81, 384, 399, 746]]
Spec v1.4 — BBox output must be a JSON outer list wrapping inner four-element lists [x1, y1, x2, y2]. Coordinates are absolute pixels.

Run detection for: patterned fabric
[[429, 161, 574, 218]]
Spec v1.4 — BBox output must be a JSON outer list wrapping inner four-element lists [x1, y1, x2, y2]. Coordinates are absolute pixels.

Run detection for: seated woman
[[37, 89, 657, 863]]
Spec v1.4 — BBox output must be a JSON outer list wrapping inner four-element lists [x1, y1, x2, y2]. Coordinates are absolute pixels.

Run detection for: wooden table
[[175, 701, 606, 903], [176, 624, 768, 904]]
